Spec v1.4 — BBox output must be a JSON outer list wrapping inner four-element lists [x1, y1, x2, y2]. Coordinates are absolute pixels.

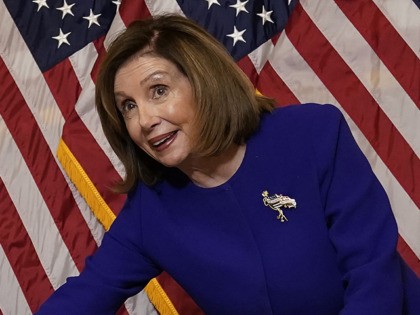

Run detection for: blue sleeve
[[312, 105, 403, 314], [36, 190, 161, 314]]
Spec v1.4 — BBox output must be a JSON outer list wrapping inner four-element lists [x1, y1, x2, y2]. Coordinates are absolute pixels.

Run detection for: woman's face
[[114, 54, 197, 168]]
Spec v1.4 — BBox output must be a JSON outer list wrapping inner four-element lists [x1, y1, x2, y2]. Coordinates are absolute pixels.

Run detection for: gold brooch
[[262, 190, 297, 222]]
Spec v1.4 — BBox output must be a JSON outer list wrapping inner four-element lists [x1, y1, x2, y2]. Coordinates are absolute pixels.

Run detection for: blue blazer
[[37, 104, 420, 314]]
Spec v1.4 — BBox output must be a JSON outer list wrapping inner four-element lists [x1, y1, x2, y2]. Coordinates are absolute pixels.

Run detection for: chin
[[157, 158, 184, 168], [153, 150, 190, 169]]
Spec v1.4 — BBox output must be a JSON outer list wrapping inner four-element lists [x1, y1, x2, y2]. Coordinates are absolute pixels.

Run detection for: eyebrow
[[114, 70, 170, 98], [113, 91, 127, 99], [140, 70, 169, 86]]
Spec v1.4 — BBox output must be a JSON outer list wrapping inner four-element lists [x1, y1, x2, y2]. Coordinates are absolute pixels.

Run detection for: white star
[[205, 0, 220, 9], [32, 0, 49, 12], [56, 0, 75, 19], [52, 28, 71, 48], [229, 0, 249, 16], [226, 26, 246, 46], [83, 9, 101, 28], [257, 6, 274, 25]]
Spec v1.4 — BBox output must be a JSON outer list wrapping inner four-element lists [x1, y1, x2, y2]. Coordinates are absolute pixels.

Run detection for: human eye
[[119, 100, 137, 118], [151, 85, 168, 100]]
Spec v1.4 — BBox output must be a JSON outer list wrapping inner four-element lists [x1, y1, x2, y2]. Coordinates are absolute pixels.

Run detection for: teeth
[[153, 137, 168, 146], [152, 133, 173, 147]]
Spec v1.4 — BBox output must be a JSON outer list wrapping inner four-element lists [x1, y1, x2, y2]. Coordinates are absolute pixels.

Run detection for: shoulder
[[263, 103, 343, 128], [108, 184, 146, 239], [257, 103, 345, 143], [252, 103, 352, 178], [107, 181, 167, 251]]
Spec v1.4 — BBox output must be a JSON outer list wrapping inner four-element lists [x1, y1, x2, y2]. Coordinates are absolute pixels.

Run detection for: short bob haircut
[[96, 14, 275, 193]]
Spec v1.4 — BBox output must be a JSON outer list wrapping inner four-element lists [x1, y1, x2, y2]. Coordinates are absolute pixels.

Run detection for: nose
[[137, 104, 160, 130]]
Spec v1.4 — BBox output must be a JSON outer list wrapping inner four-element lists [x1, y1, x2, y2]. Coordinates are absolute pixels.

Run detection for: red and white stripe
[[0, 0, 154, 313]]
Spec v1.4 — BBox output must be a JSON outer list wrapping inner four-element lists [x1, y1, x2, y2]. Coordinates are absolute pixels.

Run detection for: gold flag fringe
[[56, 138, 178, 315], [145, 279, 179, 315], [56, 138, 116, 230]]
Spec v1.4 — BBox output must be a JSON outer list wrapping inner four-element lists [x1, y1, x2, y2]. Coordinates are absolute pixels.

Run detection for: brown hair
[[96, 14, 275, 193]]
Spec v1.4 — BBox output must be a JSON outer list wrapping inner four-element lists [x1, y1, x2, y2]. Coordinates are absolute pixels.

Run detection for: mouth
[[149, 131, 178, 150]]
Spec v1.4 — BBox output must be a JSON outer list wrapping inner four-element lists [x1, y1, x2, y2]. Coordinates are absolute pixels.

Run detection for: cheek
[[125, 120, 142, 144]]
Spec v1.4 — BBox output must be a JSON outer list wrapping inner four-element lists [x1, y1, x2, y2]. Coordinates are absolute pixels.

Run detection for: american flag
[[0, 0, 418, 314]]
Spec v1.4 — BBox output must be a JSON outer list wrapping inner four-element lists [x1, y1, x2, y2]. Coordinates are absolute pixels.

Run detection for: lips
[[149, 131, 178, 151]]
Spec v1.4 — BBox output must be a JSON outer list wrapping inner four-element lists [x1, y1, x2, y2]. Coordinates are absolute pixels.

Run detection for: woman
[[37, 14, 420, 314]]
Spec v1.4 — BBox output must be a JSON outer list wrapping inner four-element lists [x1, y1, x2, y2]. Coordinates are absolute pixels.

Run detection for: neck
[[178, 144, 246, 188]]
